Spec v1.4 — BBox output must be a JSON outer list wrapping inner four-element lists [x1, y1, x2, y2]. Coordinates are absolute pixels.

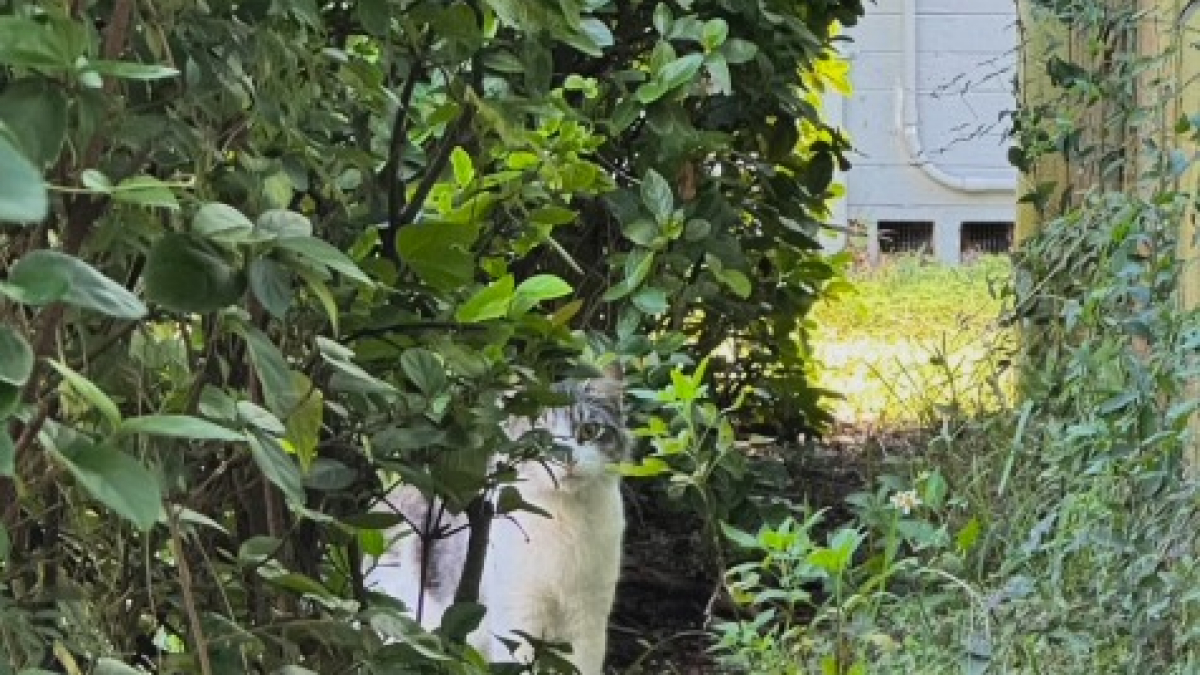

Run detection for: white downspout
[[898, 0, 1015, 193], [819, 68, 850, 253]]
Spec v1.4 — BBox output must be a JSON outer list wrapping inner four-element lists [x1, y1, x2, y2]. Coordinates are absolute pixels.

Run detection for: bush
[[0, 0, 861, 671]]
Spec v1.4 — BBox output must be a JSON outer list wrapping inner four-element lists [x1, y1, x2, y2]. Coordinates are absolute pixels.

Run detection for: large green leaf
[[0, 135, 47, 223], [400, 348, 448, 395], [3, 250, 147, 318], [510, 274, 573, 317], [86, 60, 180, 81], [54, 442, 163, 531], [396, 220, 479, 292], [118, 414, 247, 442], [0, 326, 33, 386], [274, 236, 372, 285], [0, 17, 75, 70], [249, 257, 294, 319], [144, 232, 245, 313], [47, 359, 121, 427], [112, 175, 179, 210], [0, 79, 67, 167], [455, 275, 515, 322], [641, 169, 674, 225], [194, 202, 256, 242], [285, 372, 323, 471], [236, 324, 298, 417], [247, 431, 306, 505]]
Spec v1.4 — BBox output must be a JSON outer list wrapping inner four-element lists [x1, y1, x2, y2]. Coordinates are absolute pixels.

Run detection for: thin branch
[[168, 507, 214, 675], [382, 61, 424, 261]]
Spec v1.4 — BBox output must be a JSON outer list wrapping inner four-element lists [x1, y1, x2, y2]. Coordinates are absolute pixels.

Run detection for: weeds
[[810, 254, 1015, 427]]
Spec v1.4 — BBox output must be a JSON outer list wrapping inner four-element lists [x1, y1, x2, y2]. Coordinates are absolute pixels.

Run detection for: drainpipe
[[897, 0, 1015, 193], [820, 66, 850, 253]]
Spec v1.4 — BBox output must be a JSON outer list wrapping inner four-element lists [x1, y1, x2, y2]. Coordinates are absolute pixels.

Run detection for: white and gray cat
[[365, 372, 629, 675]]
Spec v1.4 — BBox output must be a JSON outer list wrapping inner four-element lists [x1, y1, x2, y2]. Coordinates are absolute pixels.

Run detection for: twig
[[381, 60, 423, 261], [168, 506, 214, 675]]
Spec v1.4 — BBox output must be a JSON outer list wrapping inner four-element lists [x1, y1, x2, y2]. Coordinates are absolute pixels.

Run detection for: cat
[[365, 372, 629, 675]]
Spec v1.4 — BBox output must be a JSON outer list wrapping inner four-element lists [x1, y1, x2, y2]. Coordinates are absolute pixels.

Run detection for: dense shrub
[[0, 0, 861, 670]]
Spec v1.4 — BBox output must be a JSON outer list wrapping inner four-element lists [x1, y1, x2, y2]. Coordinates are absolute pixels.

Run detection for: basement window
[[960, 221, 1014, 255], [878, 220, 934, 254]]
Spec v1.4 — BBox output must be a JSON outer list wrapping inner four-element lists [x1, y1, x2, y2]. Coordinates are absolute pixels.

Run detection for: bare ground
[[605, 424, 923, 673]]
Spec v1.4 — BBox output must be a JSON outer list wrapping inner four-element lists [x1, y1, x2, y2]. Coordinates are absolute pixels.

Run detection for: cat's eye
[[575, 421, 611, 444]]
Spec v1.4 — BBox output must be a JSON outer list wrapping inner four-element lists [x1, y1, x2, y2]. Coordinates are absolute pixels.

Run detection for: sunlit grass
[[811, 254, 1015, 426]]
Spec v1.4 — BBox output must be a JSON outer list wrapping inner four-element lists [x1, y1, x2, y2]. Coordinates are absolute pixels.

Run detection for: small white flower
[[889, 489, 922, 515]]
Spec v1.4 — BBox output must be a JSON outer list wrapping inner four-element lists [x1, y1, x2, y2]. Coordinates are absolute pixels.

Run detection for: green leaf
[[316, 336, 397, 394], [0, 431, 13, 477], [193, 202, 255, 242], [632, 287, 669, 315], [249, 258, 294, 319], [247, 431, 306, 505], [54, 442, 163, 531], [285, 372, 323, 472], [455, 275, 515, 322], [236, 325, 298, 417], [705, 53, 732, 95], [0, 18, 75, 70], [145, 232, 245, 313], [5, 250, 147, 318], [720, 521, 762, 550], [439, 601, 486, 642], [93, 659, 148, 675], [237, 400, 287, 436], [0, 383, 19, 420], [602, 250, 655, 301], [112, 175, 179, 209], [450, 146, 474, 186], [653, 3, 672, 35], [118, 415, 246, 442], [956, 516, 982, 554], [715, 268, 751, 298], [86, 60, 179, 81], [400, 348, 447, 395], [256, 209, 313, 239], [305, 458, 357, 491], [47, 359, 121, 427], [0, 135, 47, 223], [0, 79, 68, 167], [702, 19, 729, 49], [356, 0, 391, 35], [274, 236, 372, 285], [619, 456, 670, 477], [579, 18, 614, 51], [722, 38, 759, 64], [0, 326, 33, 386], [659, 53, 704, 90], [510, 274, 572, 317], [81, 169, 113, 192], [641, 169, 674, 224], [396, 220, 480, 292], [622, 219, 659, 247]]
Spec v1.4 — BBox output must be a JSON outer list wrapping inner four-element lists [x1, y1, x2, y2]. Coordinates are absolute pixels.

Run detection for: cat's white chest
[[478, 479, 625, 674]]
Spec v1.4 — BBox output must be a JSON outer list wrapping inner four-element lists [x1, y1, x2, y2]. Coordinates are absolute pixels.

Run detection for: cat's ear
[[599, 360, 623, 384]]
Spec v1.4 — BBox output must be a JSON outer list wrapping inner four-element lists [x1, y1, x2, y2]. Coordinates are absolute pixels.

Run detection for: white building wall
[[833, 0, 1018, 263]]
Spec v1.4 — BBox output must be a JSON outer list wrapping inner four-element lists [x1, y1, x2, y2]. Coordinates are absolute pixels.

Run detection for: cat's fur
[[365, 374, 629, 675]]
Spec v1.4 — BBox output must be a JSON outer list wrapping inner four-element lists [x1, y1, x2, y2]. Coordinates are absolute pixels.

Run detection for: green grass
[[810, 254, 1014, 426]]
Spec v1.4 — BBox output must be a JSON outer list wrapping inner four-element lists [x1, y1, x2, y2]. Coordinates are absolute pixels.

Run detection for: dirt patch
[[605, 434, 895, 673]]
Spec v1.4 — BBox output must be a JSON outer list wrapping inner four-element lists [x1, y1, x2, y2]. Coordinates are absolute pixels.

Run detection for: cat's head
[[504, 368, 629, 490]]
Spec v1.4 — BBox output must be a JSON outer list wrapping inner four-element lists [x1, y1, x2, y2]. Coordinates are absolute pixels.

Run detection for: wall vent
[[877, 220, 934, 254], [961, 221, 1014, 255]]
